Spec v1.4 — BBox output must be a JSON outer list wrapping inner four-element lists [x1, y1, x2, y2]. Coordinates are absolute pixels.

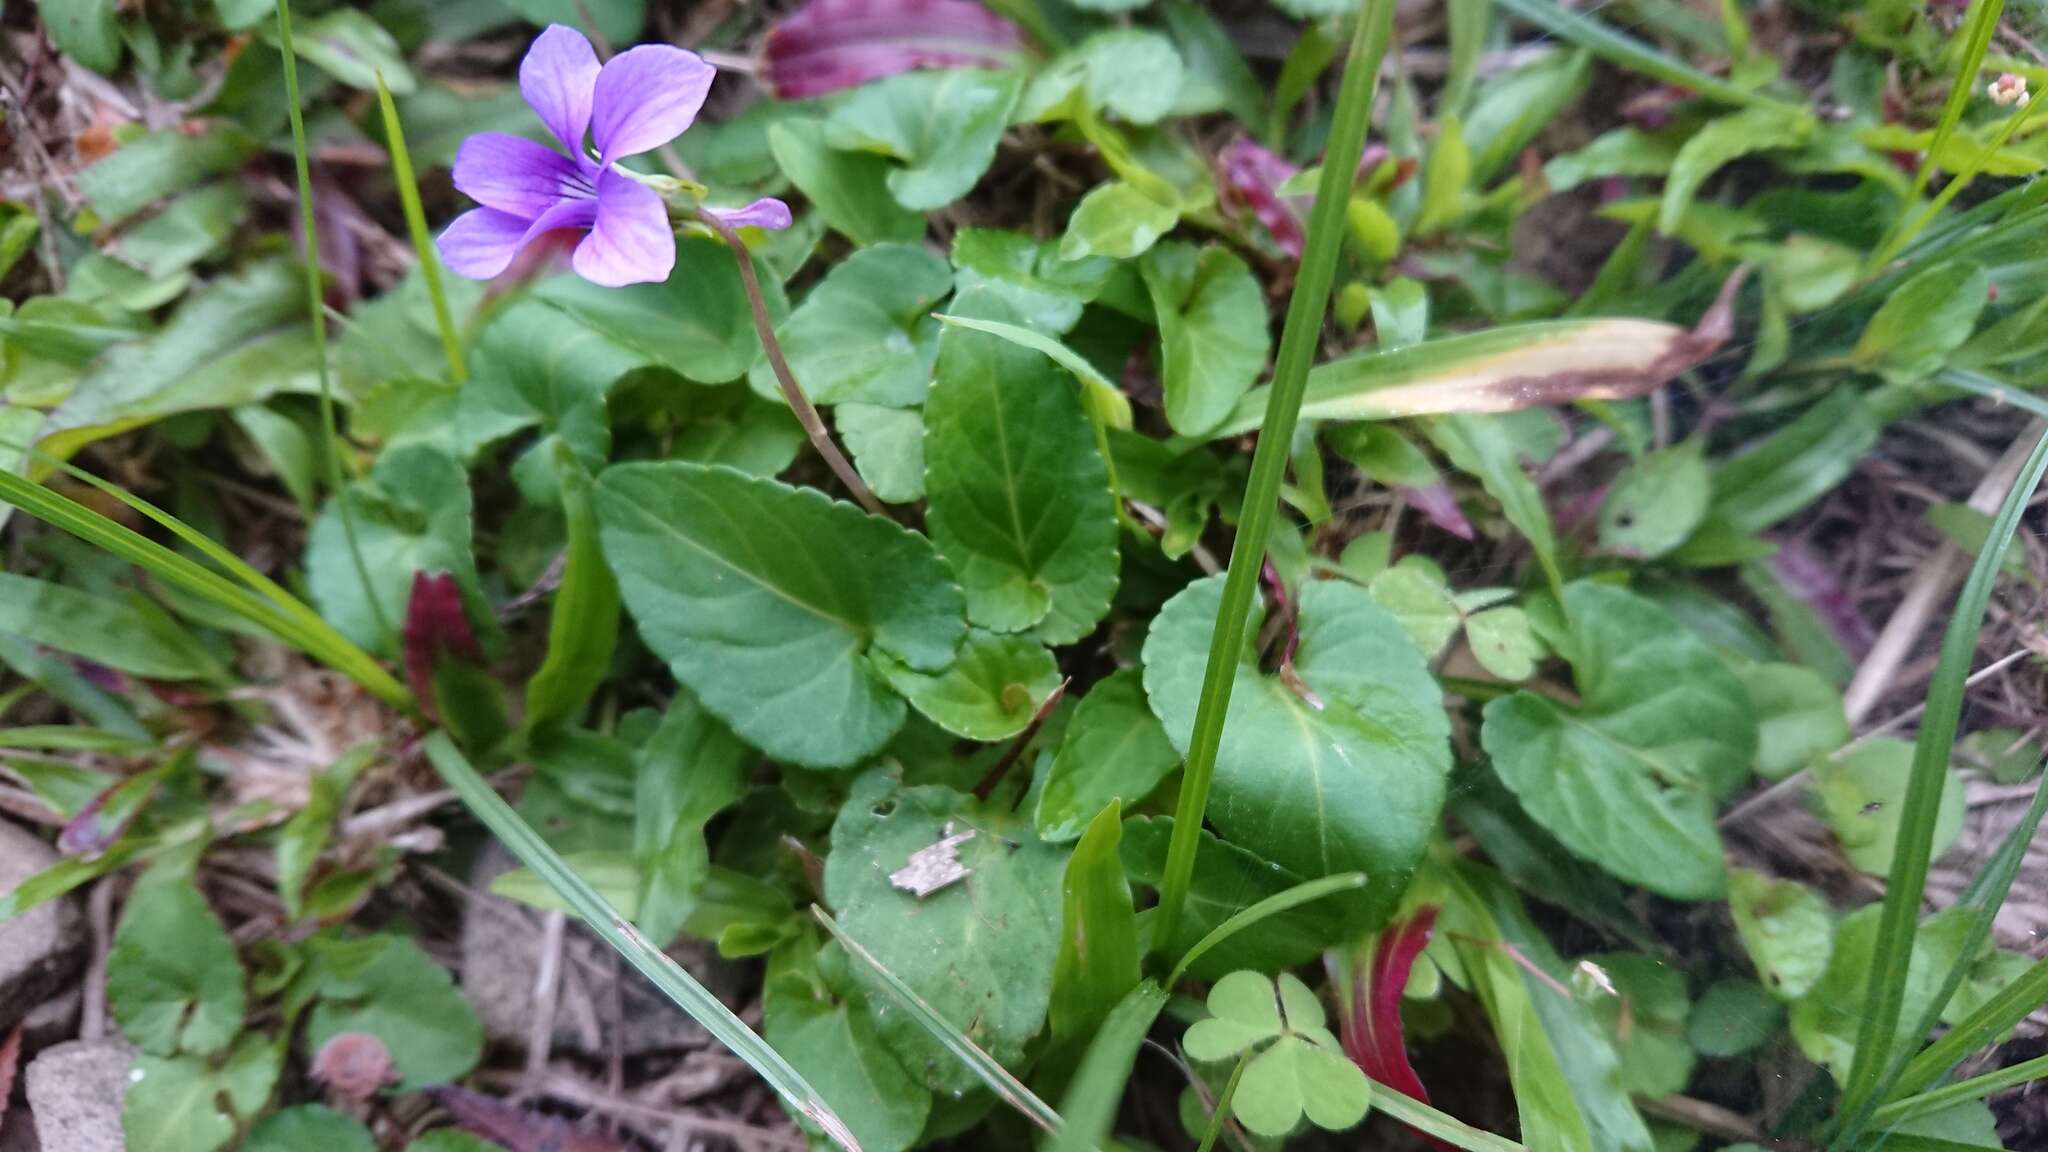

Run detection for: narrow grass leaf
[[1050, 981, 1169, 1152], [420, 734, 862, 1152], [1837, 424, 2048, 1133], [1153, 0, 1393, 955], [1169, 872, 1369, 987], [1491, 0, 1804, 112], [1878, 1052, 2048, 1126], [812, 906, 1066, 1136], [1369, 1087, 1529, 1152], [373, 74, 466, 383]]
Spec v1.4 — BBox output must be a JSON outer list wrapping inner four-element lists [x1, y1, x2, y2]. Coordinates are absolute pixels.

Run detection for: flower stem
[[276, 0, 394, 649], [1150, 0, 1394, 959], [696, 209, 883, 515], [374, 74, 467, 384]]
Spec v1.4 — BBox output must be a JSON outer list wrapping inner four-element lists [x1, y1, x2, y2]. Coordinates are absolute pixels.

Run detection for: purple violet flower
[[438, 25, 791, 288]]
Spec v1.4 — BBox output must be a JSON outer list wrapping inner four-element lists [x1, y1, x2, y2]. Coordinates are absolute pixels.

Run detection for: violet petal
[[573, 168, 676, 286], [521, 25, 603, 156], [704, 197, 794, 231], [590, 45, 715, 165], [451, 132, 589, 217], [437, 207, 536, 279], [760, 0, 1027, 100]]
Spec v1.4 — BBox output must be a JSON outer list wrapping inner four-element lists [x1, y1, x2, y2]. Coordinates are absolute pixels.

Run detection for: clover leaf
[[1181, 971, 1370, 1137]]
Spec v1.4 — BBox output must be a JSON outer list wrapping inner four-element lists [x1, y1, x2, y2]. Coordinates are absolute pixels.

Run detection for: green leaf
[[108, 863, 246, 1057], [1704, 389, 1880, 536], [768, 119, 927, 246], [950, 228, 1113, 334], [277, 744, 374, 921], [1599, 441, 1710, 559], [1236, 1035, 1373, 1137], [304, 934, 483, 1091], [1583, 953, 1694, 1097], [1415, 115, 1471, 237], [1728, 867, 1834, 1001], [1121, 817, 1340, 976], [407, 1134, 511, 1152], [1467, 606, 1543, 681], [924, 296, 1120, 643], [124, 1047, 269, 1152], [878, 628, 1061, 741], [278, 8, 415, 93], [0, 572, 220, 681], [78, 124, 259, 226], [1051, 980, 1170, 1152], [1184, 970, 1285, 1061], [1060, 181, 1180, 261], [1658, 106, 1809, 233], [823, 774, 1066, 1094], [1035, 668, 1181, 842], [634, 694, 750, 946], [1811, 738, 1966, 876], [1464, 50, 1592, 180], [452, 301, 646, 485], [1141, 242, 1271, 438], [1025, 30, 1185, 125], [306, 445, 478, 656], [1740, 663, 1850, 780], [1791, 906, 1970, 1081], [747, 244, 952, 408], [1368, 562, 1463, 660], [36, 260, 310, 462], [39, 0, 122, 72], [524, 447, 621, 732], [1852, 262, 1989, 385], [596, 462, 965, 768], [534, 237, 783, 385], [1144, 575, 1451, 929], [764, 943, 931, 1152], [494, 0, 644, 42], [1428, 413, 1561, 591], [825, 70, 1025, 210], [1687, 979, 1782, 1057], [245, 1105, 376, 1152], [1481, 581, 1756, 899], [934, 312, 1135, 433], [1050, 802, 1141, 1042], [837, 403, 927, 503]]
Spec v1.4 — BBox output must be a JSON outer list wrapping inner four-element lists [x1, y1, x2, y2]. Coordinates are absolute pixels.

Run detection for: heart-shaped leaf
[[1480, 581, 1756, 899], [535, 237, 784, 385], [924, 292, 1120, 643], [1141, 241, 1271, 437], [1728, 868, 1834, 1001], [1143, 575, 1451, 930], [826, 69, 1025, 211], [747, 244, 952, 408], [877, 628, 1060, 741], [1035, 669, 1181, 842], [596, 462, 966, 768]]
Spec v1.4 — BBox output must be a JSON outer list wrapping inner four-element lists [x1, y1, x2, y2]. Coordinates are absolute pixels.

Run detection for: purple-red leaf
[[58, 768, 162, 859], [758, 0, 1028, 100], [1405, 483, 1476, 541], [426, 1086, 632, 1152], [1344, 906, 1452, 1152], [402, 571, 481, 713], [1219, 137, 1306, 259]]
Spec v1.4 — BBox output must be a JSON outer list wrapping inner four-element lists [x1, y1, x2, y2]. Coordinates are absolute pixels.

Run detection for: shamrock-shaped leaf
[[1182, 971, 1371, 1137]]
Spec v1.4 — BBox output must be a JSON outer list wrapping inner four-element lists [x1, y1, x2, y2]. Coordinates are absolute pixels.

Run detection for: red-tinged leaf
[[0, 1025, 21, 1127], [1345, 906, 1453, 1152], [426, 1087, 632, 1152], [1404, 483, 1476, 540], [402, 571, 480, 712], [68, 658, 129, 694], [58, 768, 162, 859], [1763, 539, 1875, 660], [1219, 137, 1306, 259], [758, 0, 1028, 100]]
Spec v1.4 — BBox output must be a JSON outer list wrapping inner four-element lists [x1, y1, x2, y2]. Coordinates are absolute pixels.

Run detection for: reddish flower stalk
[[402, 571, 481, 714], [1344, 906, 1453, 1151]]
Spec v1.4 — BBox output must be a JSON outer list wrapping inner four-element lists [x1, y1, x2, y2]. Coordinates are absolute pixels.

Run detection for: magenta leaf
[[1344, 906, 1453, 1151], [402, 571, 481, 713], [759, 0, 1028, 100], [58, 768, 163, 859]]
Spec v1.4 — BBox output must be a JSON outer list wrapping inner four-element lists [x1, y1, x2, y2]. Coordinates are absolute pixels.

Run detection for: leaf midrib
[[616, 490, 862, 636]]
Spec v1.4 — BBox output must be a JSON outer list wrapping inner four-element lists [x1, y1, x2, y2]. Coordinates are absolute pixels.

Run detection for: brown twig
[[696, 208, 884, 515], [973, 678, 1071, 803]]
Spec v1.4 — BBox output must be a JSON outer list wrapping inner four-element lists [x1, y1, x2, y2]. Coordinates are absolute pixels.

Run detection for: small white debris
[[890, 823, 976, 899], [1990, 72, 2031, 108], [1572, 959, 1617, 999]]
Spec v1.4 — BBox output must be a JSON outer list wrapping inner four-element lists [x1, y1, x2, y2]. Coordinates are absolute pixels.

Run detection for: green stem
[[1874, 1053, 2048, 1126], [1869, 89, 2040, 272], [276, 0, 393, 648], [1150, 0, 1392, 957], [1194, 1051, 1250, 1152], [374, 74, 467, 384]]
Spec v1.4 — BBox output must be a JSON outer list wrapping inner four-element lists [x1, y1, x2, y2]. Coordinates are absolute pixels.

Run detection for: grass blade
[[276, 0, 391, 648], [420, 734, 861, 1151], [1153, 0, 1393, 956], [1369, 1086, 1528, 1152], [811, 906, 1066, 1136], [1193, 1051, 1250, 1152], [0, 470, 409, 708], [374, 73, 467, 384], [1877, 1052, 2048, 1126], [1890, 957, 2048, 1113], [1167, 872, 1368, 986], [1900, 0, 2006, 215], [1835, 423, 2048, 1135], [1491, 0, 1804, 113], [1050, 981, 1169, 1152]]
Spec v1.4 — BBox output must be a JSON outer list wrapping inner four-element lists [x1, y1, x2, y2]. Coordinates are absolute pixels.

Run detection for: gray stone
[[459, 844, 745, 1057], [24, 1041, 131, 1152], [0, 824, 85, 1032], [21, 987, 80, 1051]]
